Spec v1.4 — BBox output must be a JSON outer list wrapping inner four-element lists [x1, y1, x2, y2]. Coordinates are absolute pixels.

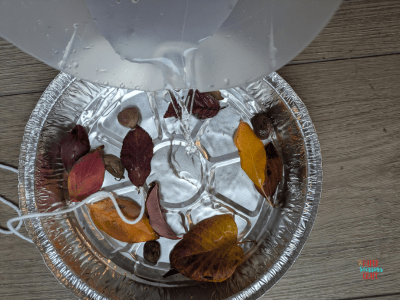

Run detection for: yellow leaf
[[234, 121, 267, 191]]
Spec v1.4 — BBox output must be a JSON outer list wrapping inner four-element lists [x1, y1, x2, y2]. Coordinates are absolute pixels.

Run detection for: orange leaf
[[68, 147, 105, 202], [234, 121, 267, 191], [88, 197, 158, 243], [170, 215, 244, 282]]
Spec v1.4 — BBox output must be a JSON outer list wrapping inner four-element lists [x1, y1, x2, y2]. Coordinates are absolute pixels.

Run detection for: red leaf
[[120, 125, 154, 187], [163, 92, 181, 118], [190, 90, 222, 119], [255, 143, 283, 199], [61, 125, 90, 171], [68, 147, 105, 202], [163, 90, 222, 120], [145, 183, 180, 240]]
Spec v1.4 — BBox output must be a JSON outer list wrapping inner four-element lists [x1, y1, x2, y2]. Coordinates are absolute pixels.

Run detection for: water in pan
[[73, 87, 281, 285]]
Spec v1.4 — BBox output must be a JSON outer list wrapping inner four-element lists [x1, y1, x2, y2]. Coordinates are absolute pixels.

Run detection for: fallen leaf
[[255, 143, 283, 198], [145, 182, 180, 240], [163, 90, 222, 120], [170, 214, 244, 282], [163, 91, 182, 118], [250, 113, 272, 140], [120, 125, 154, 187], [190, 90, 222, 119], [234, 121, 267, 191], [207, 90, 224, 100], [68, 147, 105, 202], [61, 125, 90, 171], [118, 107, 139, 129], [104, 154, 125, 181], [88, 197, 158, 243]]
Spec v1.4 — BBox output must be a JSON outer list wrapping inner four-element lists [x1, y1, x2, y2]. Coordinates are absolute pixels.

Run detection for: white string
[[0, 164, 18, 174], [0, 164, 23, 235], [1, 163, 147, 243]]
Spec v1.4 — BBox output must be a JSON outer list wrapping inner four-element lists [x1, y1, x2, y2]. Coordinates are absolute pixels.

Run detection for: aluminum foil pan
[[19, 72, 322, 300]]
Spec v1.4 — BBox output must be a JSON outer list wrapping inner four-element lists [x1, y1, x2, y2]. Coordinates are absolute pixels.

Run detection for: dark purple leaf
[[120, 125, 153, 187], [146, 183, 180, 240], [61, 125, 90, 171], [163, 90, 222, 120]]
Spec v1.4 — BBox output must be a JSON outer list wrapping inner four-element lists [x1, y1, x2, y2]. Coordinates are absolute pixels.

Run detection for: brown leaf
[[104, 154, 125, 181], [88, 197, 158, 243], [68, 147, 105, 202], [207, 90, 224, 100], [61, 125, 90, 171], [170, 214, 244, 282], [255, 143, 283, 199], [118, 107, 139, 129], [120, 125, 154, 187], [163, 90, 222, 120], [145, 182, 180, 240], [234, 121, 267, 191]]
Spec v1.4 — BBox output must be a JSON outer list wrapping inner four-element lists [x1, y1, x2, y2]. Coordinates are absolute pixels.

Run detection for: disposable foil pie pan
[[18, 72, 322, 300]]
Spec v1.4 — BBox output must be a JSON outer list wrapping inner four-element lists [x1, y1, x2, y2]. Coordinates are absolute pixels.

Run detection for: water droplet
[[132, 0, 139, 3], [116, 0, 121, 3], [73, 62, 79, 69], [223, 78, 230, 85], [73, 23, 79, 29], [54, 50, 59, 54], [120, 83, 125, 88], [160, 13, 163, 16], [104, 81, 109, 85], [73, 49, 76, 53], [37, 19, 42, 25], [46, 34, 50, 38], [65, 28, 69, 32]]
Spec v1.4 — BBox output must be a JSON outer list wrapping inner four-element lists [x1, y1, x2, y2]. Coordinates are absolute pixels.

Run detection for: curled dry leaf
[[255, 143, 283, 199], [163, 90, 222, 120], [118, 107, 139, 129], [207, 90, 224, 100], [250, 113, 272, 140], [163, 91, 181, 119], [120, 125, 154, 187], [61, 125, 90, 171], [104, 154, 125, 181], [234, 121, 266, 191], [68, 146, 105, 202], [144, 241, 161, 264], [145, 182, 180, 240], [170, 214, 244, 282], [88, 197, 158, 243]]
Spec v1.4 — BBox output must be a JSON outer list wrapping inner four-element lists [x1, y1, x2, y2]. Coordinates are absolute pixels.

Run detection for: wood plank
[[0, 91, 75, 299], [292, 0, 400, 63], [1, 55, 399, 300], [0, 39, 59, 96], [261, 54, 400, 300]]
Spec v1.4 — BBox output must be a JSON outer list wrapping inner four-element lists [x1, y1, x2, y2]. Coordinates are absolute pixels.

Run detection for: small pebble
[[250, 113, 273, 140], [118, 107, 139, 129], [144, 241, 160, 264]]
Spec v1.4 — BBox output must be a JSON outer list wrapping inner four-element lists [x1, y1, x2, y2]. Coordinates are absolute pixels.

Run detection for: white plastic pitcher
[[0, 0, 341, 91]]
